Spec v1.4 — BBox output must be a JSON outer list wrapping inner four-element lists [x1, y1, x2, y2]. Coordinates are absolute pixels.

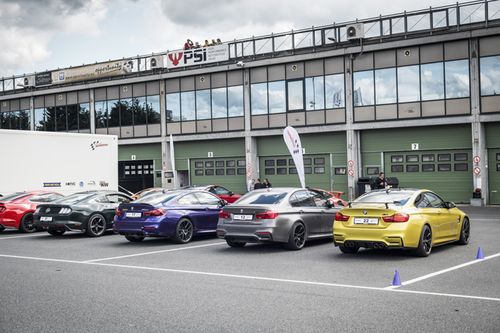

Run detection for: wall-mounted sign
[[51, 60, 133, 84], [167, 44, 229, 69], [35, 72, 52, 86], [473, 156, 481, 164], [411, 143, 419, 150]]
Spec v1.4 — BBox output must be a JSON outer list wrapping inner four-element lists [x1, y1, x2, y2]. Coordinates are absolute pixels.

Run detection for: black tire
[[86, 213, 107, 237], [284, 222, 306, 251], [48, 229, 65, 236], [19, 213, 36, 233], [339, 244, 360, 254], [226, 240, 246, 248], [414, 224, 432, 257], [173, 218, 194, 244], [125, 235, 145, 242], [457, 217, 470, 245]]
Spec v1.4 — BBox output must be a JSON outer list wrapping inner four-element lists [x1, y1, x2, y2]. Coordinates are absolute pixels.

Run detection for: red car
[[310, 188, 348, 207], [188, 185, 241, 203], [0, 191, 64, 233]]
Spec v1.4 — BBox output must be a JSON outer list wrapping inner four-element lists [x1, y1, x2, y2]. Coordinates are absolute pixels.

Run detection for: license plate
[[40, 216, 53, 222], [354, 217, 378, 225], [233, 214, 253, 221], [125, 212, 142, 218]]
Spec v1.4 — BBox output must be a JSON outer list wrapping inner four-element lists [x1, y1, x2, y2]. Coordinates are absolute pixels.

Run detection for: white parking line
[[1, 253, 500, 303], [82, 241, 226, 263], [385, 252, 500, 289], [0, 234, 47, 240]]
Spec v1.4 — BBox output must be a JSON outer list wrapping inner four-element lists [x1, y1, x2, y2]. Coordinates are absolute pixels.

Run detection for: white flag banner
[[169, 134, 176, 187], [283, 126, 305, 188]]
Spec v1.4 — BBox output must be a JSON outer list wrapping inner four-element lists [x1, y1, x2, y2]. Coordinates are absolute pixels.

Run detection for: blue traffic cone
[[392, 270, 402, 286], [476, 247, 485, 260]]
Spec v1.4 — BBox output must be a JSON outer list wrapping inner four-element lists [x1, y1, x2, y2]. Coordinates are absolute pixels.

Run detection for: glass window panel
[[226, 168, 235, 175], [237, 160, 246, 167], [19, 110, 30, 130], [194, 161, 203, 168], [497, 153, 500, 161], [146, 95, 161, 124], [268, 81, 286, 113], [391, 155, 403, 163], [265, 160, 275, 167], [304, 158, 312, 165], [422, 154, 435, 162], [445, 60, 469, 98], [166, 93, 181, 122], [407, 14, 430, 31], [438, 153, 451, 161], [108, 100, 120, 127], [288, 159, 295, 166], [375, 68, 397, 104], [289, 167, 297, 174], [497, 164, 500, 172], [228, 86, 243, 117], [304, 167, 312, 174], [325, 74, 345, 108], [422, 164, 435, 172], [34, 108, 45, 131], [215, 161, 224, 167], [212, 87, 227, 118], [398, 66, 420, 102], [406, 155, 419, 162], [421, 62, 444, 100], [45, 107, 56, 131], [276, 159, 287, 166], [67, 105, 78, 131], [314, 167, 325, 174], [438, 164, 451, 171], [432, 10, 447, 28], [133, 97, 147, 126], [205, 161, 214, 168], [195, 169, 203, 176], [55, 106, 67, 132], [95, 101, 107, 128], [391, 165, 404, 172], [196, 89, 211, 120], [335, 167, 347, 175], [251, 83, 268, 115], [454, 153, 468, 161], [353, 71, 374, 106], [120, 99, 133, 126], [460, 3, 485, 24], [226, 160, 235, 167], [181, 91, 195, 121], [216, 169, 225, 176], [305, 76, 325, 110], [480, 56, 500, 96], [205, 169, 214, 176], [265, 168, 275, 175], [406, 165, 419, 172], [79, 103, 90, 130], [287, 80, 304, 111], [237, 168, 246, 175], [0, 112, 6, 129], [366, 167, 379, 175], [314, 157, 325, 165], [454, 163, 468, 171], [277, 168, 287, 175], [9, 111, 18, 130]]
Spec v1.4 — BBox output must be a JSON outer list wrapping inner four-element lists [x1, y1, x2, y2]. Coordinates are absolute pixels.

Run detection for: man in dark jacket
[[375, 172, 387, 189], [254, 179, 265, 189]]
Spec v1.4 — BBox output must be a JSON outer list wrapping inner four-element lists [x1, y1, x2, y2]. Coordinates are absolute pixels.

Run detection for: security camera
[[236, 61, 245, 67]]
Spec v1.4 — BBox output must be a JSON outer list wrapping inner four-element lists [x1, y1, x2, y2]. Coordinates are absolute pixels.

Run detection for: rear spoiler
[[348, 201, 403, 209]]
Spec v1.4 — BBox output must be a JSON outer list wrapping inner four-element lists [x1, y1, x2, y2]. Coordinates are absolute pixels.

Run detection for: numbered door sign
[[411, 143, 419, 150]]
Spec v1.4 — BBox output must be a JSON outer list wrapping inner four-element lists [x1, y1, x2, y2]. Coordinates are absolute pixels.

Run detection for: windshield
[[235, 191, 288, 205], [55, 193, 96, 205], [0, 192, 29, 202], [135, 192, 178, 205], [355, 191, 414, 205]]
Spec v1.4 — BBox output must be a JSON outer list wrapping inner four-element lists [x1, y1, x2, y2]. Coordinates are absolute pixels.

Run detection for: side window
[[195, 192, 221, 205], [107, 194, 130, 204], [289, 190, 316, 207], [415, 194, 430, 208], [424, 192, 445, 208], [214, 186, 230, 195], [177, 194, 200, 205], [94, 195, 109, 203]]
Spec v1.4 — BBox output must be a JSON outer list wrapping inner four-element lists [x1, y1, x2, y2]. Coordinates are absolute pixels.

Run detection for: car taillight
[[255, 210, 279, 219], [382, 213, 410, 223], [219, 210, 230, 219], [335, 212, 350, 222], [143, 208, 166, 217], [115, 208, 124, 217]]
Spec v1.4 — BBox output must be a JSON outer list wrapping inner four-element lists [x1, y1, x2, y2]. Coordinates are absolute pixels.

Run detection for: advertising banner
[[166, 44, 229, 69], [35, 72, 52, 86], [283, 126, 305, 188], [51, 60, 133, 84]]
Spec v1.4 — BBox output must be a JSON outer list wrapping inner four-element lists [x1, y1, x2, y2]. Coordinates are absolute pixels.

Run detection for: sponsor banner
[[51, 60, 133, 84], [43, 182, 61, 188], [167, 44, 229, 69], [283, 126, 305, 188], [91, 140, 109, 151], [35, 72, 52, 86]]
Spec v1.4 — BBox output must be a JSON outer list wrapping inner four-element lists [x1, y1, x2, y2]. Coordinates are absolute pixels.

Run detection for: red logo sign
[[473, 167, 481, 175], [168, 52, 184, 66]]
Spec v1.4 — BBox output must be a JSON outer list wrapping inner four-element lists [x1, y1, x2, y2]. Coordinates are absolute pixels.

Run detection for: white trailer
[[0, 129, 118, 196]]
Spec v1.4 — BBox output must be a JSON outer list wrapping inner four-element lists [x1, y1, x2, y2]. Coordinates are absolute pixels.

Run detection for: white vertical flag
[[283, 126, 305, 188], [169, 134, 176, 188]]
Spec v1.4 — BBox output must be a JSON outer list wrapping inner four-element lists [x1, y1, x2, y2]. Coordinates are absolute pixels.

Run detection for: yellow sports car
[[333, 189, 470, 256]]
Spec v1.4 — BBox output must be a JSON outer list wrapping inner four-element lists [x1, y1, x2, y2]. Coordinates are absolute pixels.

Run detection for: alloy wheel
[[89, 215, 106, 236], [293, 224, 306, 248], [423, 227, 432, 253], [177, 220, 193, 242]]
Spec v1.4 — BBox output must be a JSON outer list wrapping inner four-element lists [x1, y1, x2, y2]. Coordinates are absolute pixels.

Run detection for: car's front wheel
[[19, 213, 36, 233], [457, 217, 470, 245], [48, 229, 65, 236], [414, 224, 432, 257], [284, 222, 306, 250], [86, 213, 107, 237], [226, 240, 246, 248], [173, 218, 194, 244], [125, 235, 145, 242]]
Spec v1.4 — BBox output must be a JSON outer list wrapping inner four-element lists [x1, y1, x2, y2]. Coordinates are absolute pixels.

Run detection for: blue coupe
[[114, 189, 226, 243]]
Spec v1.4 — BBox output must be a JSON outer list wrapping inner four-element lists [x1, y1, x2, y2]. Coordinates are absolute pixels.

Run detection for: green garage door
[[190, 157, 247, 194], [259, 154, 347, 193], [384, 150, 472, 203], [488, 149, 500, 205]]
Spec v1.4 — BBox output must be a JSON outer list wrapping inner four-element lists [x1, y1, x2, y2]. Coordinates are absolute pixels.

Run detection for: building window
[[335, 167, 347, 175], [406, 164, 419, 172], [406, 155, 419, 162], [237, 160, 246, 167], [265, 160, 275, 167], [166, 93, 181, 122], [422, 154, 435, 162], [454, 153, 468, 161], [108, 100, 120, 127], [277, 168, 287, 175], [287, 80, 304, 111], [216, 169, 225, 176], [195, 170, 203, 176], [314, 157, 325, 165], [251, 83, 268, 115], [366, 167, 379, 175], [196, 89, 211, 120], [146, 95, 161, 126], [205, 169, 214, 176], [212, 87, 227, 118], [375, 68, 397, 104], [422, 164, 435, 172], [304, 158, 312, 165], [305, 76, 325, 110], [314, 167, 325, 174], [195, 161, 203, 168], [215, 161, 225, 167], [445, 60, 470, 98], [438, 164, 451, 171], [226, 169, 236, 175], [268, 81, 286, 113], [304, 167, 312, 174], [421, 63, 444, 100], [391, 165, 404, 172], [398, 65, 420, 102], [391, 155, 403, 163], [438, 154, 451, 162], [226, 160, 235, 167], [205, 161, 214, 168], [353, 70, 374, 106], [480, 56, 500, 96], [454, 163, 468, 171], [237, 168, 246, 175], [180, 91, 196, 121], [228, 86, 244, 117], [325, 74, 345, 108], [265, 168, 275, 175], [276, 159, 287, 166]]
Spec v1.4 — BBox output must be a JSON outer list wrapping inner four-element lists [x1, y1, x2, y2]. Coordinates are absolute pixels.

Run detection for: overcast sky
[[0, 0, 465, 77]]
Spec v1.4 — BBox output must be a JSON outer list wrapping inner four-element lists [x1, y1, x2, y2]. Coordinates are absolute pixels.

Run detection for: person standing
[[264, 178, 272, 188], [375, 172, 387, 189], [254, 179, 265, 189]]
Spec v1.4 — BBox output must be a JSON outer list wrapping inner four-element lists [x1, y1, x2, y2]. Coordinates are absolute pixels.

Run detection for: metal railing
[[1, 0, 499, 97]]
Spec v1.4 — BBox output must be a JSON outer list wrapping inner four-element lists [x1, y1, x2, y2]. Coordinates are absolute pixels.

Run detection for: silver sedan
[[216, 187, 339, 250]]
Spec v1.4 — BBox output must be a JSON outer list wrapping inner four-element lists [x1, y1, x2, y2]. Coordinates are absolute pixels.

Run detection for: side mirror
[[228, 191, 234, 196], [445, 202, 456, 209], [220, 199, 228, 207]]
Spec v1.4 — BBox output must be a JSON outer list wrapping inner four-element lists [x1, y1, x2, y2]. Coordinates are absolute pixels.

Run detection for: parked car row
[[1, 186, 469, 257]]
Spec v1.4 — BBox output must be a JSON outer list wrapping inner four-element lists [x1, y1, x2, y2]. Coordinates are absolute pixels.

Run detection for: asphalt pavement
[[0, 205, 499, 332]]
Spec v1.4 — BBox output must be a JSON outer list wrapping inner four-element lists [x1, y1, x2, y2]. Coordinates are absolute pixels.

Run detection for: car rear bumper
[[216, 224, 288, 243], [35, 220, 84, 232], [333, 221, 421, 249], [113, 221, 175, 238]]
